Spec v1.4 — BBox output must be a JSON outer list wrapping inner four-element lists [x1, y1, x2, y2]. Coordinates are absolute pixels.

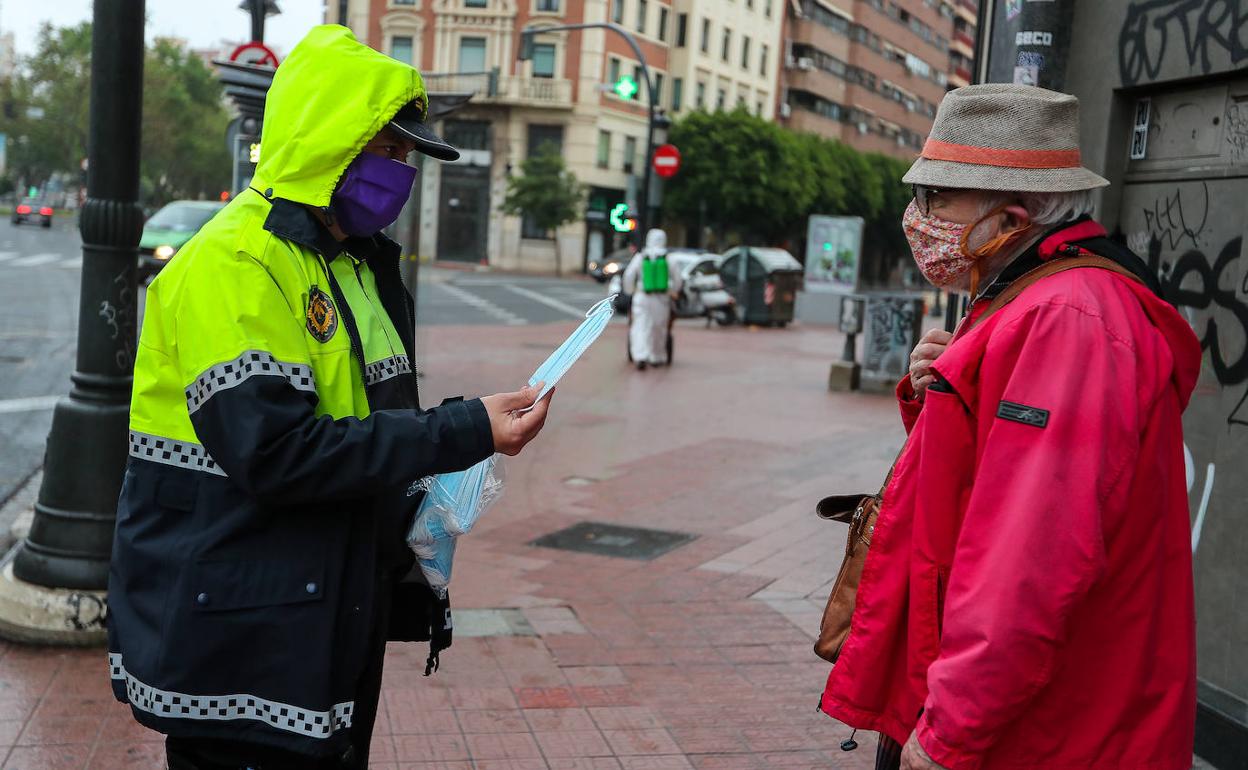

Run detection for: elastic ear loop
[[958, 205, 1025, 298]]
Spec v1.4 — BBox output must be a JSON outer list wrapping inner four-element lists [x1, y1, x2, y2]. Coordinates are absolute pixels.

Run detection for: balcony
[[420, 71, 573, 109]]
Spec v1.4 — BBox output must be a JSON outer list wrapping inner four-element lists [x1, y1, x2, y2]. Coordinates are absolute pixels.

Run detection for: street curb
[[0, 469, 40, 556]]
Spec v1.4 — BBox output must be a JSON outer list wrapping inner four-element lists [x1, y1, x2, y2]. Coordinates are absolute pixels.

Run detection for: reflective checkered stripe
[[109, 653, 352, 739], [364, 354, 411, 387], [185, 350, 316, 414], [129, 430, 226, 477]]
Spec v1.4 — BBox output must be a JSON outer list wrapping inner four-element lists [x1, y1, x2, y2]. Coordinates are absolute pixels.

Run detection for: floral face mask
[[903, 200, 1028, 297]]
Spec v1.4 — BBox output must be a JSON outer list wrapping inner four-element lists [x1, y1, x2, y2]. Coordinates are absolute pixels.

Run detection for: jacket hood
[[1122, 279, 1203, 411], [252, 25, 426, 208], [644, 229, 667, 251]]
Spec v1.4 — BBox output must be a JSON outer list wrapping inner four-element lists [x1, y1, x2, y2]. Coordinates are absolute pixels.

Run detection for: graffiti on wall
[[1118, 0, 1247, 86], [1137, 185, 1248, 429]]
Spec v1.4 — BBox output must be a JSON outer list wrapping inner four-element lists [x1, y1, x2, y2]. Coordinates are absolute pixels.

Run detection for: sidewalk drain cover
[[531, 521, 696, 561]]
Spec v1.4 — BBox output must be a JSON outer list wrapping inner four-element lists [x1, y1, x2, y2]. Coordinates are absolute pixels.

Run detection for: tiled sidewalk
[[0, 320, 905, 768]]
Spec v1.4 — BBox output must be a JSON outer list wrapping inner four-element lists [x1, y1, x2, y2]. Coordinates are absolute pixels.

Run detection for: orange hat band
[[921, 138, 1082, 169]]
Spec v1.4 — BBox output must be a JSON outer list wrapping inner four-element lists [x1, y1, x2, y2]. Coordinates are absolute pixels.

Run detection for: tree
[[502, 143, 585, 275], [0, 23, 231, 208], [141, 38, 231, 206], [664, 107, 816, 246]]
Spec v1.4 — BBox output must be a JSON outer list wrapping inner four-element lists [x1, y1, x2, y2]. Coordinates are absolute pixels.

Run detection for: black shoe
[[637, 362, 647, 371]]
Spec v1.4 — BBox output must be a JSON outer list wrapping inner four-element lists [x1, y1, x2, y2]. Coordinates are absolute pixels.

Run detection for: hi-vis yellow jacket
[[108, 26, 492, 757]]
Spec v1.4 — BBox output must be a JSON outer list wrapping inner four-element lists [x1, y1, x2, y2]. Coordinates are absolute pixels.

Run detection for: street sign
[[229, 41, 280, 68], [653, 144, 681, 178]]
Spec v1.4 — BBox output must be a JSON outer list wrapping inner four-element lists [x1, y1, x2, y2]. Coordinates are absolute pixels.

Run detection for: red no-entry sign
[[230, 41, 280, 68], [653, 144, 681, 178]]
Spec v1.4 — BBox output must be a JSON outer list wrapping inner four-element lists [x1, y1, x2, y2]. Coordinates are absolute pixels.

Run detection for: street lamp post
[[519, 23, 661, 239], [0, 0, 145, 644]]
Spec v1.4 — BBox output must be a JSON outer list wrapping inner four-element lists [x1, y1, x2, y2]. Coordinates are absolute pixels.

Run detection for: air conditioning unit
[[857, 122, 869, 135], [797, 57, 814, 71], [896, 135, 907, 147], [780, 102, 792, 118]]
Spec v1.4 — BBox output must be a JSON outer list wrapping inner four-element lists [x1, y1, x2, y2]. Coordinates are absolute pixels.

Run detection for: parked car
[[138, 200, 226, 282], [12, 198, 53, 228], [588, 247, 632, 283]]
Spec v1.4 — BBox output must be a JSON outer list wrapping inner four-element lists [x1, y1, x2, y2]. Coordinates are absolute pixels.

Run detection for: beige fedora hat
[[903, 83, 1108, 193]]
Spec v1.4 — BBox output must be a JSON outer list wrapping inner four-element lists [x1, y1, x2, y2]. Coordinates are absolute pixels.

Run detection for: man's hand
[[909, 328, 953, 400], [481, 384, 554, 456], [900, 731, 946, 770]]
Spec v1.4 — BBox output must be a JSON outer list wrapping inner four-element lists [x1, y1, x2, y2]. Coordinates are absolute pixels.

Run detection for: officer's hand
[[909, 328, 953, 401], [481, 384, 554, 456]]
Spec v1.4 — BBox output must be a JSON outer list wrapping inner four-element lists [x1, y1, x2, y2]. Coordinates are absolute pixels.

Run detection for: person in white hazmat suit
[[623, 228, 683, 369]]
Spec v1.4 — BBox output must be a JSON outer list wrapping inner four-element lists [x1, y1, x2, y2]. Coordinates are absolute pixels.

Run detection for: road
[[0, 220, 614, 505]]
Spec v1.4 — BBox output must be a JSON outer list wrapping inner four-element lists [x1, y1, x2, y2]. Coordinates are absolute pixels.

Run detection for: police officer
[[108, 26, 552, 769]]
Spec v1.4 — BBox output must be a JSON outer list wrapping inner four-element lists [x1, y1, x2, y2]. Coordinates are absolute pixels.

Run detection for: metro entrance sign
[[653, 143, 681, 178], [229, 41, 280, 68]]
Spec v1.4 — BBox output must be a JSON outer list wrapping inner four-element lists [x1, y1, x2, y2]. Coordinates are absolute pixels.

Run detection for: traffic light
[[613, 75, 638, 100], [609, 203, 637, 233]]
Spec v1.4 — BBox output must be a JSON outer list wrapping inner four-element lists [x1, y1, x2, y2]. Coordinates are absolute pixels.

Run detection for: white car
[[609, 249, 736, 325]]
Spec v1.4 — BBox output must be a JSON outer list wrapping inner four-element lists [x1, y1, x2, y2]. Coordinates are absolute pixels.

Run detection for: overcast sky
[[2, 0, 326, 58]]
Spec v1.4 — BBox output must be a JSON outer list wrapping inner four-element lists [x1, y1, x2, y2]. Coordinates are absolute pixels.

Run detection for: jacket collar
[[979, 216, 1100, 300], [260, 193, 402, 266]]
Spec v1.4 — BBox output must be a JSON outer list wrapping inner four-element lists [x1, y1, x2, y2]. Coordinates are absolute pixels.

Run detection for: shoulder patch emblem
[[306, 287, 338, 343], [997, 400, 1049, 428]]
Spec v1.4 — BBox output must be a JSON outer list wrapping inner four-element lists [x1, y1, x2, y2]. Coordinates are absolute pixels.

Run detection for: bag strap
[[969, 255, 1144, 332]]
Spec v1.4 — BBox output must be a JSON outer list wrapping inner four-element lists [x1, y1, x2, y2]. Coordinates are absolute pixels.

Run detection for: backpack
[[641, 255, 669, 294]]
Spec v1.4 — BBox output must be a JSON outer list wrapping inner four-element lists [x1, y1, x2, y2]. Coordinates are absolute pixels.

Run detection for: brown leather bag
[[812, 254, 1145, 664]]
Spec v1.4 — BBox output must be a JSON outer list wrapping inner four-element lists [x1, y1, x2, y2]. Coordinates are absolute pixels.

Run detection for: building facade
[[329, 0, 783, 270], [777, 0, 977, 158]]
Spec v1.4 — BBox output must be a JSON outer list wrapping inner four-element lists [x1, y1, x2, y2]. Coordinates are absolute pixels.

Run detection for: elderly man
[[819, 84, 1200, 770]]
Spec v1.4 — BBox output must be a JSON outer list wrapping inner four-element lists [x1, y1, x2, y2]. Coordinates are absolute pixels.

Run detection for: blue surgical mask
[[527, 296, 616, 406]]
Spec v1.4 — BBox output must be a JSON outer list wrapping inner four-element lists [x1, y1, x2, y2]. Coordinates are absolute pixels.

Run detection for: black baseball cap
[[388, 101, 460, 162]]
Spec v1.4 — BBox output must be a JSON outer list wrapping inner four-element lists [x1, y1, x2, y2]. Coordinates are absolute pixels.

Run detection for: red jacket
[[820, 224, 1201, 769]]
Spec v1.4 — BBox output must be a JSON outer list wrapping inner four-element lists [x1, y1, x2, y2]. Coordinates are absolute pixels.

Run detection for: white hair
[[977, 189, 1097, 225]]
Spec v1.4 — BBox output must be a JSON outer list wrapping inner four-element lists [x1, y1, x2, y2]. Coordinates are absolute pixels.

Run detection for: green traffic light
[[609, 203, 634, 233], [822, 242, 833, 251], [613, 76, 638, 100]]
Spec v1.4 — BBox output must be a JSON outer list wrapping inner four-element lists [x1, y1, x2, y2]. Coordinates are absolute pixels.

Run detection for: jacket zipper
[[351, 257, 402, 363]]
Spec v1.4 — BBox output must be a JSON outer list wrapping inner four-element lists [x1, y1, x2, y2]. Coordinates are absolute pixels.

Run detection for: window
[[756, 100, 763, 115], [536, 0, 559, 9], [746, 0, 753, 8], [676, 13, 688, 46], [524, 125, 564, 239], [633, 64, 642, 91], [759, 44, 768, 76], [696, 81, 706, 108], [716, 88, 725, 110], [636, 0, 647, 33], [390, 36, 413, 65], [741, 36, 750, 69], [458, 37, 486, 72], [654, 73, 664, 104], [700, 18, 710, 52], [765, 0, 772, 16], [623, 136, 637, 174], [721, 28, 731, 61], [658, 8, 669, 41], [532, 43, 556, 78], [608, 57, 620, 85], [672, 77, 683, 111], [394, 0, 416, 4], [444, 120, 489, 151], [613, 0, 624, 25], [596, 130, 611, 169], [466, 0, 487, 6]]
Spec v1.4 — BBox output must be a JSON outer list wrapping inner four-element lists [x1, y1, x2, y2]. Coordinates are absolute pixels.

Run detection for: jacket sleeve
[[622, 253, 640, 295], [896, 375, 923, 434], [916, 302, 1139, 770], [179, 249, 494, 505]]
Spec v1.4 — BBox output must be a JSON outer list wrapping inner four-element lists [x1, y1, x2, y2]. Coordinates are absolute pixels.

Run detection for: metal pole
[[12, 0, 145, 591], [250, 0, 266, 42], [520, 23, 659, 242]]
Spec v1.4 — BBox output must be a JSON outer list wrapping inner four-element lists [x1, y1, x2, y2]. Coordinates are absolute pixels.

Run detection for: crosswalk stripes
[[0, 251, 19, 263], [437, 282, 528, 326], [504, 284, 588, 319], [10, 253, 60, 267], [57, 257, 82, 269]]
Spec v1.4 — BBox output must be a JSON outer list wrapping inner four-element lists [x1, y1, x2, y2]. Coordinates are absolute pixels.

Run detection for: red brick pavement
[[0, 320, 906, 768]]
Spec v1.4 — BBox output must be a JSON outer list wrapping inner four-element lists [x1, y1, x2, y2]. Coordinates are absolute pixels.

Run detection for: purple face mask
[[330, 152, 418, 237]]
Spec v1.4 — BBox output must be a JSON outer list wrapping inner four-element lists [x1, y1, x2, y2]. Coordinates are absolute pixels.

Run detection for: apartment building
[[328, 0, 783, 270], [777, 0, 977, 158]]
